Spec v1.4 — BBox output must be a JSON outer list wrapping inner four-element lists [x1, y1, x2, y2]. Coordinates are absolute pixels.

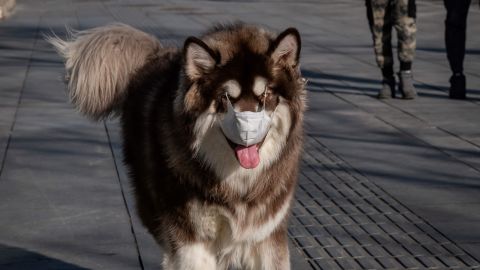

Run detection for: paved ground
[[1, 0, 480, 269]]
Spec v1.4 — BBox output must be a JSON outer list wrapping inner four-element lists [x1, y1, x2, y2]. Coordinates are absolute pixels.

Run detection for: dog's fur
[[49, 22, 306, 269]]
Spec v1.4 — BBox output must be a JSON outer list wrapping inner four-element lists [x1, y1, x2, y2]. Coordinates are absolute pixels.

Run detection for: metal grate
[[289, 135, 480, 270]]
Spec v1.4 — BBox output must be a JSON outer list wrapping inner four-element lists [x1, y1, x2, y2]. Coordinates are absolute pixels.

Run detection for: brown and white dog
[[49, 22, 306, 269]]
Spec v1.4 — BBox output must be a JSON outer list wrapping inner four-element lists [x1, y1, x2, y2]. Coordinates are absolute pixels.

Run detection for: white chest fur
[[189, 194, 291, 246]]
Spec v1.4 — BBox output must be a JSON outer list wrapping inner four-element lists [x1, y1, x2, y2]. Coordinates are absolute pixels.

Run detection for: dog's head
[[177, 24, 305, 184]]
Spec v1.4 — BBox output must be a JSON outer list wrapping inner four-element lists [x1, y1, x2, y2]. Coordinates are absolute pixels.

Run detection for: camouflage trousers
[[366, 0, 417, 69]]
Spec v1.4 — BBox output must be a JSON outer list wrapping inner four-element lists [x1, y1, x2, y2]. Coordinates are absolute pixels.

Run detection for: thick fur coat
[[49, 22, 306, 269]]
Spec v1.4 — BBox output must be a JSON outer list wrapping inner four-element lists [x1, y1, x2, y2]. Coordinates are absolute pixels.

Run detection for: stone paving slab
[[1, 0, 480, 269]]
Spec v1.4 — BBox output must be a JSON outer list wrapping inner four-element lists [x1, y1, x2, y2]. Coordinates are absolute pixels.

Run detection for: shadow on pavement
[[0, 243, 89, 270], [302, 69, 480, 100]]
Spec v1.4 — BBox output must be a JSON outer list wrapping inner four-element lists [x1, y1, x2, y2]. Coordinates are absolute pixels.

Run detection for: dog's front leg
[[253, 229, 290, 270], [163, 242, 217, 270]]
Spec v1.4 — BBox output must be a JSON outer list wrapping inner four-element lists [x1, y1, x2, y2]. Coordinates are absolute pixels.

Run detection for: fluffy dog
[[49, 22, 306, 269]]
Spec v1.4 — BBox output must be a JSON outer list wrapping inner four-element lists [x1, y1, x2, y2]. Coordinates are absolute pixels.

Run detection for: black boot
[[398, 70, 417, 99], [449, 73, 466, 99], [378, 76, 396, 99]]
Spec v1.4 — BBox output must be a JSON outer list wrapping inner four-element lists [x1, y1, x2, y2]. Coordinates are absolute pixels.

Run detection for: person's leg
[[366, 0, 395, 98], [444, 0, 471, 99], [394, 0, 417, 99]]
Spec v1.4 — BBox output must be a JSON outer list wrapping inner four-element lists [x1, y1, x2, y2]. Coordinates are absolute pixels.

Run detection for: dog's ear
[[184, 37, 218, 80], [270, 28, 301, 67]]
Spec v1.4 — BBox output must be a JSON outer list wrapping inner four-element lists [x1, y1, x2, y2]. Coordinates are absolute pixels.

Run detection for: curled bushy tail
[[47, 23, 162, 120]]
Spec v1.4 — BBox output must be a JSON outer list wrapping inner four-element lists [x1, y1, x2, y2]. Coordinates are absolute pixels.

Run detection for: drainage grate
[[289, 135, 480, 270]]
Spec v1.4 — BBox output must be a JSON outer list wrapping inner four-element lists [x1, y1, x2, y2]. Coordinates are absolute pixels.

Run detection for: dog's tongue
[[235, 144, 260, 169]]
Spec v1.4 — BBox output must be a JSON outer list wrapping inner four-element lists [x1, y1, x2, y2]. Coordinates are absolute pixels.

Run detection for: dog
[[49, 22, 306, 269]]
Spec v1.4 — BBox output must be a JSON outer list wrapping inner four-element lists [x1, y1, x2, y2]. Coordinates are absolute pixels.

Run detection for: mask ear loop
[[224, 92, 230, 103], [225, 92, 235, 107], [260, 85, 268, 112], [224, 92, 235, 113]]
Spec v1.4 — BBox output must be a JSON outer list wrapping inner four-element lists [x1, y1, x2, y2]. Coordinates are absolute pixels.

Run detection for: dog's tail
[[47, 23, 162, 120]]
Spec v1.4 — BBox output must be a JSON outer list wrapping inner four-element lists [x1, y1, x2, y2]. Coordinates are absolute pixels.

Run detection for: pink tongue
[[235, 144, 260, 169]]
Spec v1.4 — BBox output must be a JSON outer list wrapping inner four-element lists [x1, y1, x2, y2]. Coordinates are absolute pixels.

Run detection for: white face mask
[[220, 92, 273, 147]]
